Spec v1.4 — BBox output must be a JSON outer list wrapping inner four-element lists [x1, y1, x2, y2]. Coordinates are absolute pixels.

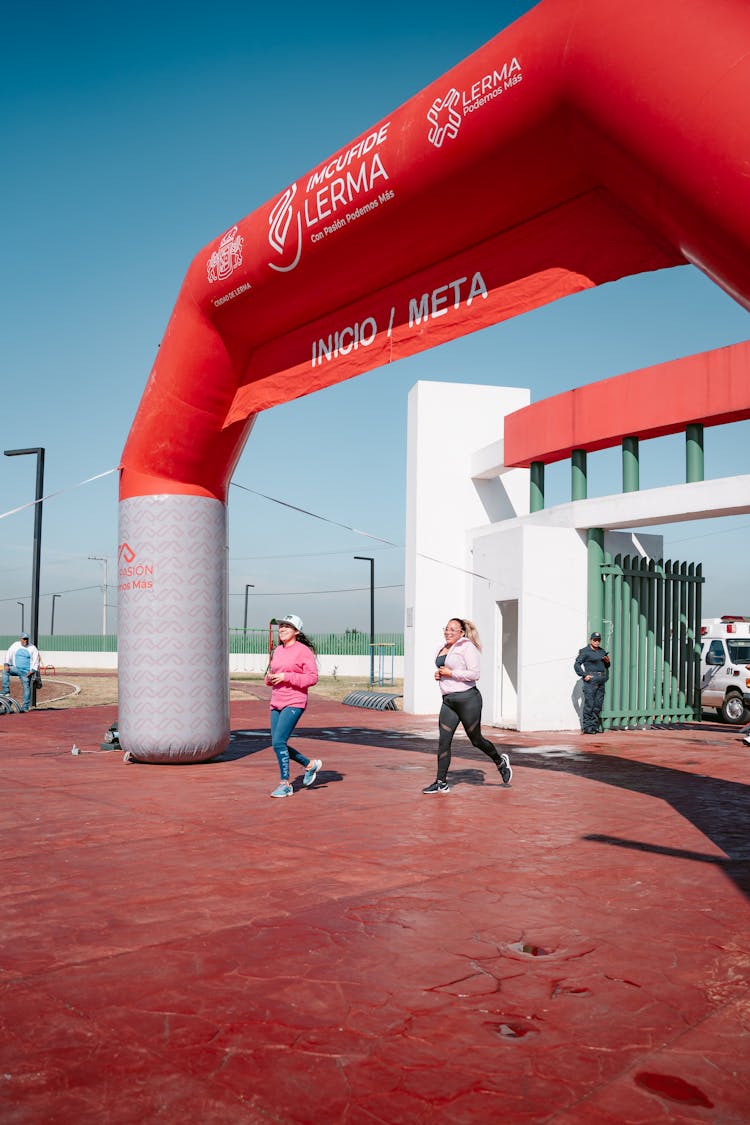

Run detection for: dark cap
[[590, 632, 601, 641]]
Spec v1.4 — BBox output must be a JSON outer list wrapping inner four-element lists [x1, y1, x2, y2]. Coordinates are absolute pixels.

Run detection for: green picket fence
[[600, 555, 703, 728], [0, 634, 119, 653], [0, 632, 404, 657], [228, 630, 404, 656]]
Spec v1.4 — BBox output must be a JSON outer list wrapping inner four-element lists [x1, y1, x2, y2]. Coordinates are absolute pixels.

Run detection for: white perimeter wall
[[471, 523, 586, 730], [38, 653, 120, 670], [40, 652, 402, 679], [471, 523, 662, 730], [228, 654, 403, 678], [404, 381, 531, 714]]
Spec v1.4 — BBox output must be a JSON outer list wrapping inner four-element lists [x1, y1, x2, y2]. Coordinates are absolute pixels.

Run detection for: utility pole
[[89, 556, 109, 636], [243, 584, 255, 634], [5, 447, 44, 708], [50, 594, 62, 636], [354, 556, 375, 686]]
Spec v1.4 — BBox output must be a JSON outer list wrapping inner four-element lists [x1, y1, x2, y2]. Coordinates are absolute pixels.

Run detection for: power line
[[232, 583, 404, 597], [231, 546, 398, 561], [230, 480, 399, 546], [231, 479, 492, 582], [0, 584, 102, 603], [669, 521, 750, 545]]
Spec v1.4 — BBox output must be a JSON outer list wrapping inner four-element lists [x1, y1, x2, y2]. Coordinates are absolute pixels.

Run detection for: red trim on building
[[503, 338, 750, 468]]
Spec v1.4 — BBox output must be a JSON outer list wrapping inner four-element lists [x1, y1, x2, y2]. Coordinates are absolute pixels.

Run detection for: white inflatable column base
[[118, 494, 229, 763]]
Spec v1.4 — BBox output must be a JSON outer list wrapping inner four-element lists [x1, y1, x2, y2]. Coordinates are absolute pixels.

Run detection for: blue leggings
[[270, 706, 311, 780]]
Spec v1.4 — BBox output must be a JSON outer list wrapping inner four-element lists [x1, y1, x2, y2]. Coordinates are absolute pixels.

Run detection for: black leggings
[[437, 688, 502, 781]]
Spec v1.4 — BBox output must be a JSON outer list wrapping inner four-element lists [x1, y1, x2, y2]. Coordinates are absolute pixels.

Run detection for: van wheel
[[721, 692, 747, 724]]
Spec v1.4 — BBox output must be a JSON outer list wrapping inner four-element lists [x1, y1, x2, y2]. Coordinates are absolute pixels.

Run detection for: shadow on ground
[[219, 722, 750, 900]]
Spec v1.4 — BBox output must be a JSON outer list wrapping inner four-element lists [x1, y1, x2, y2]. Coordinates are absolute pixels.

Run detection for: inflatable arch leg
[[118, 495, 229, 763]]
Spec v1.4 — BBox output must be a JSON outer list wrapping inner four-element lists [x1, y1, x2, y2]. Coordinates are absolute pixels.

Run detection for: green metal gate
[[599, 555, 703, 729]]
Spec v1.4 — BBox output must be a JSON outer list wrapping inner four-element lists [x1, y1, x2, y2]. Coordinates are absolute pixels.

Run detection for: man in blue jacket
[[574, 632, 611, 734], [2, 632, 40, 712]]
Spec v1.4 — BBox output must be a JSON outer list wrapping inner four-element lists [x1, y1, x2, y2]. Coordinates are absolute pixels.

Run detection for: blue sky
[[2, 0, 749, 638]]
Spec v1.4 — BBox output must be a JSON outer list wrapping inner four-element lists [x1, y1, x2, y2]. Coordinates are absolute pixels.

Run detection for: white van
[[700, 617, 750, 723]]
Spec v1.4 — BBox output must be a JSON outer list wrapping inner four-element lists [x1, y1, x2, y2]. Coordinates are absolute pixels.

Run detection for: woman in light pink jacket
[[265, 613, 322, 798], [423, 617, 512, 794]]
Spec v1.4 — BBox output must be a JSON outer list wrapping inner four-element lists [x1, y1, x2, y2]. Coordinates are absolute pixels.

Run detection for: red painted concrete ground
[[1, 695, 749, 1123]]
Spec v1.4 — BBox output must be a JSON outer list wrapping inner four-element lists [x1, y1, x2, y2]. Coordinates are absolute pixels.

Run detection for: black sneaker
[[422, 780, 450, 794], [498, 753, 512, 785]]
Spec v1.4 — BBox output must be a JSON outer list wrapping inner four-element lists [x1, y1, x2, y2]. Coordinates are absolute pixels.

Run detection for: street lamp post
[[243, 584, 255, 634], [50, 594, 62, 636], [5, 447, 45, 708], [88, 556, 109, 636], [354, 556, 375, 686], [17, 603, 25, 634]]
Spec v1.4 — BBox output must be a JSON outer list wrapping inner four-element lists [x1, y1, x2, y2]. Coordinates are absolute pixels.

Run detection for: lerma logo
[[118, 542, 136, 564], [268, 184, 302, 273], [427, 89, 462, 148], [206, 225, 244, 283]]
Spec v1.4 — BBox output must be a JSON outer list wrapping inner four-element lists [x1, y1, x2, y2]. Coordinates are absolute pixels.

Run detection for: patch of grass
[[315, 676, 403, 704], [27, 671, 404, 710], [230, 672, 403, 704]]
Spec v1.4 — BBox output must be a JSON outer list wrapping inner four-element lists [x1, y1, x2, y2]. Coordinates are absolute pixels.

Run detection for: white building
[[404, 381, 664, 730]]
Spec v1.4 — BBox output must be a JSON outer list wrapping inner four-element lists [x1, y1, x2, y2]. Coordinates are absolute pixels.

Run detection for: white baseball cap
[[278, 614, 303, 632]]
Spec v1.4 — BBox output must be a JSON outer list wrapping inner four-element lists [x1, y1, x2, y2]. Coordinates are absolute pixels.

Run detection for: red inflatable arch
[[119, 0, 750, 761]]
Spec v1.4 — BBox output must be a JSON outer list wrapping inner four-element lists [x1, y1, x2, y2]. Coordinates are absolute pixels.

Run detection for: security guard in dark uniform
[[574, 631, 611, 733]]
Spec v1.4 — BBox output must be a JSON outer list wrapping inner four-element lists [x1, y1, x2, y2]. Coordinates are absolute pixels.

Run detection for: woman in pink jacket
[[265, 614, 322, 798], [424, 617, 512, 794]]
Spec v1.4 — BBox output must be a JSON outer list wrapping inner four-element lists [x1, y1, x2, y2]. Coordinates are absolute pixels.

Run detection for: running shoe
[[422, 780, 450, 794], [303, 759, 322, 787]]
